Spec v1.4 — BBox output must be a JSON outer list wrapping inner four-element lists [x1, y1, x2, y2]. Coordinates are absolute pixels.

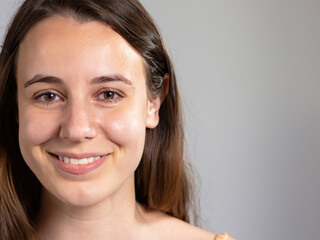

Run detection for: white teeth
[[79, 158, 88, 165], [70, 158, 78, 164], [58, 155, 102, 164]]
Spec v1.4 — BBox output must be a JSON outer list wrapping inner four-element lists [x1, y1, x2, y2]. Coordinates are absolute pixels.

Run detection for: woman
[[0, 0, 234, 239]]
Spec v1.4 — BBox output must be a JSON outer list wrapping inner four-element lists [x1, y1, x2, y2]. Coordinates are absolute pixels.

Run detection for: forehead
[[16, 16, 145, 84]]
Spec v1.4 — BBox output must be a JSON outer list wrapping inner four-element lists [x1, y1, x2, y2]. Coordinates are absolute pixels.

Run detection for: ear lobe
[[146, 74, 170, 129]]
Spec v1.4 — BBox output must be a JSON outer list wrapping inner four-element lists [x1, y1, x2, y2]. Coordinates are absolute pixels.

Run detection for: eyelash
[[33, 89, 123, 106], [34, 90, 63, 106], [95, 88, 123, 104]]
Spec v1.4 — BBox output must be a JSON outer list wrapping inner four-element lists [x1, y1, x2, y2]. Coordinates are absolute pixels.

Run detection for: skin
[[16, 16, 215, 240]]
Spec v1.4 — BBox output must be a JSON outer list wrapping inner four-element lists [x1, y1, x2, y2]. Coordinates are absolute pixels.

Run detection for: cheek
[[98, 102, 147, 152], [18, 108, 61, 147], [17, 107, 62, 177]]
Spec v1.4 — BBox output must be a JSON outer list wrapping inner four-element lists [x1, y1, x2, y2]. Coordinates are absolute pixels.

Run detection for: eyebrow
[[91, 75, 133, 86], [24, 75, 61, 88], [24, 74, 134, 88]]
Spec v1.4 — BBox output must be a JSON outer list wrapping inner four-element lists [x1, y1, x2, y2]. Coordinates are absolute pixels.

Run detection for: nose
[[59, 101, 98, 142]]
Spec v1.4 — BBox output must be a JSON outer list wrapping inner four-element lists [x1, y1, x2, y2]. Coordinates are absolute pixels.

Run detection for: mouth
[[48, 152, 109, 175], [55, 155, 102, 165], [49, 152, 107, 164]]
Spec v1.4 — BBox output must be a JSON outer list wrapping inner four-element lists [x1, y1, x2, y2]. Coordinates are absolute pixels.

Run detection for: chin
[[45, 181, 110, 208], [43, 171, 134, 209]]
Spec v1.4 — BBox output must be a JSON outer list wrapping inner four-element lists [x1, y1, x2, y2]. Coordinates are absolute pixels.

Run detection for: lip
[[49, 152, 109, 175], [52, 152, 104, 159]]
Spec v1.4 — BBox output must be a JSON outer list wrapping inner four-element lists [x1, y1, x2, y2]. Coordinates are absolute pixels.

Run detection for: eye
[[96, 89, 122, 103], [43, 93, 56, 101], [103, 91, 116, 100], [34, 91, 63, 105]]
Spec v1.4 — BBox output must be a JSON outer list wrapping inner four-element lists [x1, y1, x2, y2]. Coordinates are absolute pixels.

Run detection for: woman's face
[[16, 16, 160, 206]]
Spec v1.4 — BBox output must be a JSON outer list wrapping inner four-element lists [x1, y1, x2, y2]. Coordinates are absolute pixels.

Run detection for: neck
[[36, 176, 145, 240]]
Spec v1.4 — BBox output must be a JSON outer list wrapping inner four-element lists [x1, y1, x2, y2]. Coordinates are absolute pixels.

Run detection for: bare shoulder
[[215, 233, 236, 240], [137, 204, 216, 240]]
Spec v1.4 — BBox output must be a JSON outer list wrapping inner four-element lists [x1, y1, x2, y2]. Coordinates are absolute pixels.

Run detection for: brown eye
[[96, 89, 122, 103], [44, 93, 56, 101], [35, 91, 62, 105], [103, 91, 115, 99]]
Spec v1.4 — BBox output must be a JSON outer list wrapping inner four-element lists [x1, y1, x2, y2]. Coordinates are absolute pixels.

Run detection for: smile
[[57, 156, 101, 165], [49, 152, 109, 175]]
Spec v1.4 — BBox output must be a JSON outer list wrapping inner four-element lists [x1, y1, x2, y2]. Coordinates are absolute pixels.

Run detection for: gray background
[[1, 1, 319, 240]]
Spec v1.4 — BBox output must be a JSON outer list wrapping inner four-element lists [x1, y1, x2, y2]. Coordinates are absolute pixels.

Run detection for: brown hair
[[0, 0, 195, 239]]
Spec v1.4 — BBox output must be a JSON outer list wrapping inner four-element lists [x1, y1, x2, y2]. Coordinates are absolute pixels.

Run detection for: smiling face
[[16, 16, 160, 207]]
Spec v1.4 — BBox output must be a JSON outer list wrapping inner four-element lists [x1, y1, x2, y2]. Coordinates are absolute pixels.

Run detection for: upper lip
[[49, 152, 108, 159]]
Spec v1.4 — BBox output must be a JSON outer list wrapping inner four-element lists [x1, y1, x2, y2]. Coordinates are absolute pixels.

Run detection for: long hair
[[0, 0, 194, 239]]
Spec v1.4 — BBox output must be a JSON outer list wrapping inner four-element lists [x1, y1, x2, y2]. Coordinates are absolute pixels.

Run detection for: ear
[[146, 74, 169, 129]]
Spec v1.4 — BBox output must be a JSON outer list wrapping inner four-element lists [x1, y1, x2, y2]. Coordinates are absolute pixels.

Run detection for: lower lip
[[52, 154, 108, 175]]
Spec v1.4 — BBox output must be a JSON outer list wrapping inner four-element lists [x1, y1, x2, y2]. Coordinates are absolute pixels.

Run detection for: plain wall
[[1, 1, 319, 240]]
